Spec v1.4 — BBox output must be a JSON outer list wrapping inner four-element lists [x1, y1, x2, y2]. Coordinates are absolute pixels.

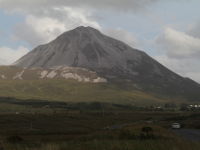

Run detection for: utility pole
[[30, 121, 33, 130], [102, 103, 105, 117]]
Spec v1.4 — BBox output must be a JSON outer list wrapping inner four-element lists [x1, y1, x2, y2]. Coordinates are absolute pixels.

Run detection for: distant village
[[149, 103, 200, 111]]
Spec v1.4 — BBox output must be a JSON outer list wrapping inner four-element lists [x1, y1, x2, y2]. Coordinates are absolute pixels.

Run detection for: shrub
[[119, 129, 136, 140], [6, 135, 23, 143], [141, 126, 153, 134], [140, 126, 156, 140]]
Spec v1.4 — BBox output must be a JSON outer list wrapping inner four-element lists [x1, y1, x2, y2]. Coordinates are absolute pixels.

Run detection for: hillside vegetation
[[0, 79, 184, 106]]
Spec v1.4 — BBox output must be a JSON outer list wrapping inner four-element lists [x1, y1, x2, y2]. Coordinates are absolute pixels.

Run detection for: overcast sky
[[0, 0, 200, 83]]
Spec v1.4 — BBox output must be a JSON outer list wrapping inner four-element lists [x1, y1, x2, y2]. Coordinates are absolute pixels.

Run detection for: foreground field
[[0, 107, 199, 150], [4, 139, 200, 150]]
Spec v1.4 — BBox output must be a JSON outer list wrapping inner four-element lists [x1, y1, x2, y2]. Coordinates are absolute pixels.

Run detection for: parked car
[[171, 123, 181, 129]]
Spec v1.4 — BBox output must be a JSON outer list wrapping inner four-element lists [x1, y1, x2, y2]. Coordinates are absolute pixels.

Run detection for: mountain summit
[[14, 26, 200, 101]]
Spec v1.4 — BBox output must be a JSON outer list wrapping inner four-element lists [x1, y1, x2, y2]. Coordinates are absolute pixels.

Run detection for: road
[[105, 123, 200, 142], [172, 129, 200, 141]]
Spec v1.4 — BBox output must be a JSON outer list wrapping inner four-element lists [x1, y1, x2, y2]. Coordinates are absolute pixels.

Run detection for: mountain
[[12, 26, 200, 102]]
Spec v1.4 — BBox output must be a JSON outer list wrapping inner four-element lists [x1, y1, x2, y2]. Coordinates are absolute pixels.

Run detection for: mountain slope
[[0, 79, 187, 106], [0, 66, 107, 83], [13, 26, 200, 102]]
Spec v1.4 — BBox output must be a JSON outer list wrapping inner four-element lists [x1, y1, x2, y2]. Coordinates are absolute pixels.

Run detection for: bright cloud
[[155, 27, 200, 83], [13, 15, 66, 46], [154, 55, 200, 83], [0, 46, 29, 65], [156, 27, 200, 58]]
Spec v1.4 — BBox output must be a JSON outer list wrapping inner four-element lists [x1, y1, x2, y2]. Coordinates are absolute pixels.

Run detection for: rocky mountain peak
[[14, 26, 143, 71], [54, 26, 102, 43]]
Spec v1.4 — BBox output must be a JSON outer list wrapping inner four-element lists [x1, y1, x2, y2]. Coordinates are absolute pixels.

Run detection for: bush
[[140, 126, 156, 140], [6, 135, 23, 143], [141, 126, 153, 134], [139, 133, 156, 140], [119, 129, 136, 140]]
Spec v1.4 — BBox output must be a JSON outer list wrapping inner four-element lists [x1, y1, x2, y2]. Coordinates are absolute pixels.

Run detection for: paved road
[[172, 129, 200, 141]]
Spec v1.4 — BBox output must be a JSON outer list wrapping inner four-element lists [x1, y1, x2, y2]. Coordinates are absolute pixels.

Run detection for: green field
[[0, 79, 187, 106]]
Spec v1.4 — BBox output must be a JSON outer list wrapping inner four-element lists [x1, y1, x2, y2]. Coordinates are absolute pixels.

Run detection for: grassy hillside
[[0, 79, 186, 106]]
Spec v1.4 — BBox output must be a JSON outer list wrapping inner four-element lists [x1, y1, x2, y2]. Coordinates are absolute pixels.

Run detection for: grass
[[0, 107, 198, 150], [2, 139, 200, 150], [0, 79, 184, 106], [2, 125, 200, 150]]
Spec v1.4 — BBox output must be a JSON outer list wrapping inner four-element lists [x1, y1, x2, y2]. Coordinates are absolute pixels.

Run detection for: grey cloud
[[156, 27, 200, 59], [103, 28, 138, 48], [1, 0, 149, 48], [0, 46, 29, 65], [155, 27, 200, 83], [154, 55, 200, 83], [13, 22, 48, 47], [188, 21, 200, 38], [13, 8, 101, 47], [0, 0, 158, 13]]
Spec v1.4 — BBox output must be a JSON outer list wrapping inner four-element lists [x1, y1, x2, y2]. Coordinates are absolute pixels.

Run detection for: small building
[[15, 112, 20, 115], [171, 123, 181, 129]]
